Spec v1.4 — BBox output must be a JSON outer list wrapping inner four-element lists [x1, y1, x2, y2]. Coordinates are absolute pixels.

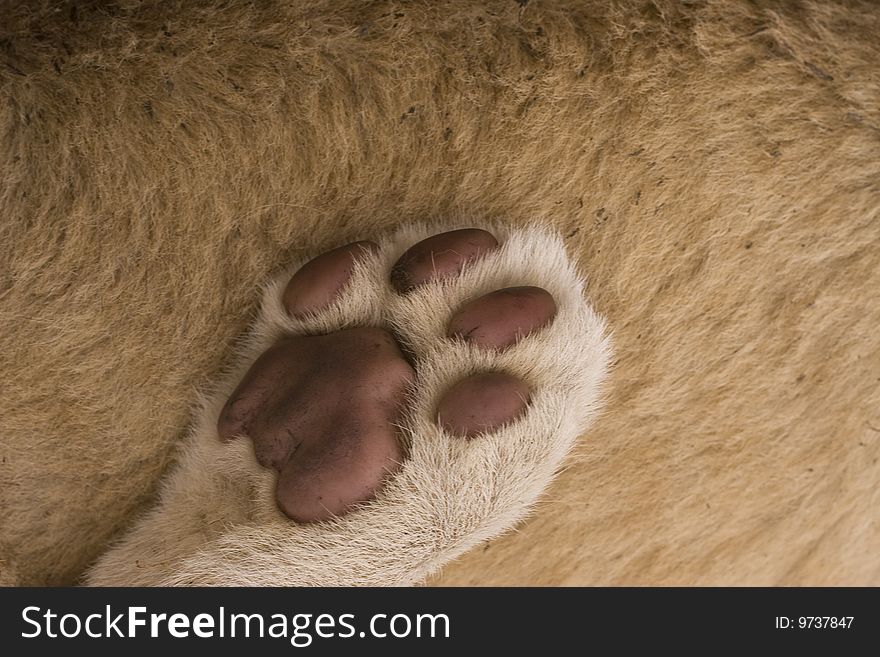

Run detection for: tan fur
[[1, 0, 878, 586]]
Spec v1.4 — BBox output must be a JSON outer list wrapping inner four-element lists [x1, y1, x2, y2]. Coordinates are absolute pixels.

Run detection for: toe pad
[[437, 372, 531, 438]]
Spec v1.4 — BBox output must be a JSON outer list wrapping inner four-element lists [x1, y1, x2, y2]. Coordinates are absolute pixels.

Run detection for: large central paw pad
[[218, 327, 413, 522], [218, 228, 568, 523]]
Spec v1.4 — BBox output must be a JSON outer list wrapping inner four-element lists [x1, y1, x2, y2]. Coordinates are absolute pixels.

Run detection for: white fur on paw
[[86, 220, 611, 586]]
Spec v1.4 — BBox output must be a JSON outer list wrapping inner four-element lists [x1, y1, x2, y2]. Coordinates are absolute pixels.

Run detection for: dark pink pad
[[218, 327, 414, 523], [390, 228, 498, 293], [436, 372, 530, 438], [283, 241, 378, 318], [447, 286, 557, 350]]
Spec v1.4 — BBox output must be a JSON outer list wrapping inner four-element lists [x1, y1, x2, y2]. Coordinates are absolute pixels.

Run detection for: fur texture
[[1, 0, 878, 585]]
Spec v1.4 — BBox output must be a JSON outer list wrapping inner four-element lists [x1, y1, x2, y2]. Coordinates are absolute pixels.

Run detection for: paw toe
[[390, 228, 498, 293], [283, 241, 378, 317], [436, 372, 530, 438], [447, 286, 557, 349]]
